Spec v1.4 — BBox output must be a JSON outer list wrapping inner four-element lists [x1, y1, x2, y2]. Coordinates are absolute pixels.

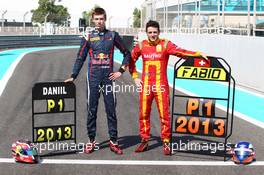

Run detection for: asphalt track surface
[[0, 48, 263, 175]]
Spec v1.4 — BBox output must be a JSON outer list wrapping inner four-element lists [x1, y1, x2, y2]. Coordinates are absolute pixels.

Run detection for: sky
[[0, 0, 143, 27]]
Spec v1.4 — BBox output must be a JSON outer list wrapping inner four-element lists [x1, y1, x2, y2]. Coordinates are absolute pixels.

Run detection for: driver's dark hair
[[92, 7, 107, 20], [146, 20, 160, 32]]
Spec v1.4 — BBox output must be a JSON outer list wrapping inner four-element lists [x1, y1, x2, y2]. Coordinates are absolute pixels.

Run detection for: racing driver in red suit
[[129, 20, 208, 155]]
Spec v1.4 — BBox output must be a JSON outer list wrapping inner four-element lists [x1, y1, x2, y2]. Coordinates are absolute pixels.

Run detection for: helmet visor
[[26, 148, 38, 156]]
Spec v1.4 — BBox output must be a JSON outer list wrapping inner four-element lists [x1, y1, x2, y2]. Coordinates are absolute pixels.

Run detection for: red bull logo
[[97, 53, 109, 59]]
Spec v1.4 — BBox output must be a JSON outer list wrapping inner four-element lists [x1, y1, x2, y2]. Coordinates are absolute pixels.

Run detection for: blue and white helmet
[[231, 141, 256, 164]]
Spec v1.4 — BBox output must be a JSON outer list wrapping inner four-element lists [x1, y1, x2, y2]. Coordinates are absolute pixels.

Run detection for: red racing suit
[[129, 39, 201, 142]]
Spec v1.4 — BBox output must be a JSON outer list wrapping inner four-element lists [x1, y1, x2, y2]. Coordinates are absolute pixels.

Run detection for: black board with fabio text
[[170, 56, 236, 161]]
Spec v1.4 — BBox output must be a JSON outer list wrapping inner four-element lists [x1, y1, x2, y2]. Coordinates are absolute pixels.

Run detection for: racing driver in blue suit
[[65, 7, 131, 155]]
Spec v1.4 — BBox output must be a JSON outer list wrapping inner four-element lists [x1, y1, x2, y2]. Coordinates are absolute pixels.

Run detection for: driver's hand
[[109, 72, 122, 80], [64, 78, 74, 83], [134, 78, 142, 87]]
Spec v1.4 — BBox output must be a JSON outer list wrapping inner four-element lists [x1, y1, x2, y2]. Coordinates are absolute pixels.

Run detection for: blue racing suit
[[71, 29, 131, 142]]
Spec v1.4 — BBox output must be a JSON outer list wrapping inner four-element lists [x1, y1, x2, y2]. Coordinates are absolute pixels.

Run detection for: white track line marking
[[168, 65, 264, 99], [216, 104, 264, 129], [0, 158, 263, 166], [169, 82, 264, 129], [0, 52, 28, 96], [0, 47, 78, 96]]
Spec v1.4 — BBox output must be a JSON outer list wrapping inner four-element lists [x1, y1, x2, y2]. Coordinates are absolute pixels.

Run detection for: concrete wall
[[138, 33, 264, 92], [0, 35, 81, 49], [0, 35, 134, 51]]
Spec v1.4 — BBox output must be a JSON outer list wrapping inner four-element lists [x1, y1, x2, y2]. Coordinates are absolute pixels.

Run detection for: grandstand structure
[[1, 0, 264, 36], [141, 0, 264, 35]]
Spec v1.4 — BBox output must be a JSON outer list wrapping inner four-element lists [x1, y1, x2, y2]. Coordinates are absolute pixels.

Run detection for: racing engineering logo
[[156, 44, 162, 52]]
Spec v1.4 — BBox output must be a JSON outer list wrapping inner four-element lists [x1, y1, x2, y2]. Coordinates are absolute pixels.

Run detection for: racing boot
[[84, 139, 97, 154], [109, 140, 123, 155], [135, 139, 149, 153], [163, 141, 171, 155]]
